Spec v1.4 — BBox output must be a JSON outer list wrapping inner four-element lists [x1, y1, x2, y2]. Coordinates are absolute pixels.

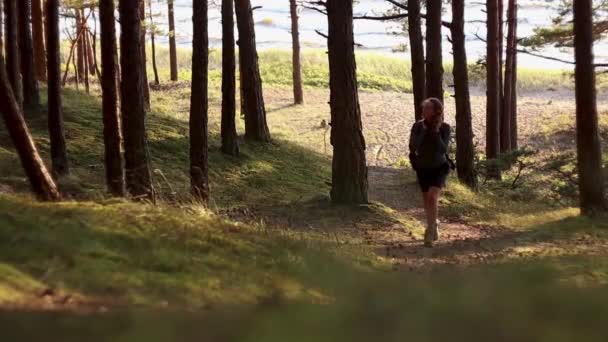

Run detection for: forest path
[[367, 166, 516, 268]]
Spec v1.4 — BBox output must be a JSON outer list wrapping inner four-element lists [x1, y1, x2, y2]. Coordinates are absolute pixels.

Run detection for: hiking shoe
[[433, 220, 440, 241], [424, 228, 434, 248]]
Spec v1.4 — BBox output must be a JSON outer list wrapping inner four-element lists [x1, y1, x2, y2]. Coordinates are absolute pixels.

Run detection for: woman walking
[[409, 98, 452, 247]]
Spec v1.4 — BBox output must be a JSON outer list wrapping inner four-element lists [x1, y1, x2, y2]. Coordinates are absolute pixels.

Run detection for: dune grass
[[146, 46, 574, 92]]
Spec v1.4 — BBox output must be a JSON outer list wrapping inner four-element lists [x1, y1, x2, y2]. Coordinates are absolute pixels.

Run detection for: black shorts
[[416, 163, 450, 193]]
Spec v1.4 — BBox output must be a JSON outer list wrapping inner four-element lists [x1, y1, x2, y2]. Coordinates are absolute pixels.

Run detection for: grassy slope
[[0, 50, 608, 340]]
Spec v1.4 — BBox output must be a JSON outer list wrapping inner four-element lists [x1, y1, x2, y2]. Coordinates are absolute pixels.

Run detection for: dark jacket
[[409, 120, 451, 170]]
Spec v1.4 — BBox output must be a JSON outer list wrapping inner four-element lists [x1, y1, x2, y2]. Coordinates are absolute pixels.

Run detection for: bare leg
[[427, 186, 441, 231]]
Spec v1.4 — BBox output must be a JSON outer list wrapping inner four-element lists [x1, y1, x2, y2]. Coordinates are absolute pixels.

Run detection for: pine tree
[[189, 0, 209, 202], [326, 0, 368, 204], [221, 0, 239, 156], [290, 0, 304, 104], [573, 0, 606, 215], [100, 0, 125, 196], [119, 0, 155, 201], [46, 0, 69, 176], [235, 0, 271, 142]]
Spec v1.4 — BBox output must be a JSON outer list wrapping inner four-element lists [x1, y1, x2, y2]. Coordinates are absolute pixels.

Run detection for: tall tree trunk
[[140, 0, 150, 111], [84, 21, 96, 76], [408, 0, 425, 121], [168, 0, 178, 81], [4, 0, 22, 105], [0, 0, 3, 62], [18, 0, 40, 110], [46, 0, 69, 176], [0, 58, 60, 201], [508, 0, 518, 150], [32, 0, 46, 81], [327, 0, 368, 204], [76, 9, 85, 79], [290, 0, 303, 104], [221, 0, 239, 156], [83, 25, 90, 94], [498, 0, 508, 152], [486, 0, 501, 179], [425, 0, 443, 103], [573, 0, 606, 215], [190, 0, 209, 202], [503, 0, 517, 151], [451, 0, 477, 190], [148, 0, 159, 86], [100, 0, 125, 197], [119, 0, 155, 202], [235, 0, 271, 142]]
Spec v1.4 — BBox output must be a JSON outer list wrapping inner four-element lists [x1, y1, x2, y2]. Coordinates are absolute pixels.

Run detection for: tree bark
[[4, 0, 22, 105], [235, 0, 271, 142], [119, 0, 155, 201], [425, 0, 443, 103], [84, 18, 96, 76], [290, 0, 304, 104], [168, 0, 178, 81], [0, 58, 60, 201], [76, 9, 85, 80], [32, 0, 46, 81], [140, 0, 150, 111], [508, 0, 518, 150], [408, 0, 425, 121], [486, 0, 502, 179], [451, 0, 478, 190], [190, 0, 209, 202], [0, 0, 3, 62], [573, 0, 606, 215], [148, 0, 160, 86], [503, 0, 517, 152], [221, 0, 239, 156], [327, 0, 368, 204], [100, 0, 124, 196], [46, 0, 69, 176], [498, 0, 508, 153], [83, 23, 90, 94], [18, 0, 40, 110]]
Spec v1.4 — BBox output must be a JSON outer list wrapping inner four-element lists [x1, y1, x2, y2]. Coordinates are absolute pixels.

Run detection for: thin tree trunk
[[235, 0, 271, 142], [573, 0, 606, 215], [168, 0, 178, 81], [32, 0, 46, 81], [83, 24, 90, 94], [499, 0, 508, 152], [17, 0, 40, 109], [4, 0, 22, 105], [46, 0, 69, 176], [91, 10, 102, 80], [451, 0, 477, 190], [148, 0, 159, 86], [100, 0, 125, 197], [327, 0, 368, 204], [503, 0, 517, 152], [119, 0, 155, 202], [221, 0, 239, 156], [290, 0, 303, 104], [76, 9, 85, 79], [508, 0, 518, 150], [190, 0, 209, 202], [83, 13, 96, 76], [408, 0, 425, 121], [486, 0, 501, 179], [0, 58, 60, 201], [425, 0, 443, 103], [0, 0, 3, 62], [140, 0, 150, 111]]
